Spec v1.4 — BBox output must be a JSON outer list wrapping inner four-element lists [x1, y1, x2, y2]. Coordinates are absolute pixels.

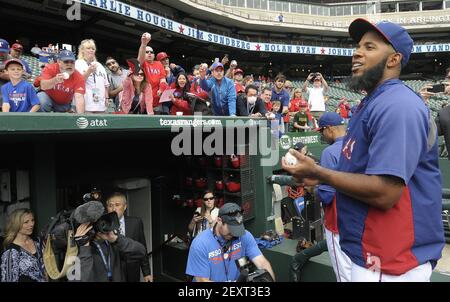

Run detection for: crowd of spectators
[[0, 34, 389, 134]]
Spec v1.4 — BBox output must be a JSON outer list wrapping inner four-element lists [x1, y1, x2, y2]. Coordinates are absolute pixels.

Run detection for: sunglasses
[[135, 72, 144, 76], [146, 50, 154, 54], [285, 87, 293, 89], [106, 61, 117, 66], [203, 196, 214, 201], [63, 60, 74, 64]]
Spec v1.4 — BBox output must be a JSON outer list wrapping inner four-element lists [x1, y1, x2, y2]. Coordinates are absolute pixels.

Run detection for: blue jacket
[[200, 76, 236, 116]]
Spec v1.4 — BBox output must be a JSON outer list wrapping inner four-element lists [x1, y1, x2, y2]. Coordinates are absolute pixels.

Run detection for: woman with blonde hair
[[75, 39, 110, 113], [1, 208, 46, 282]]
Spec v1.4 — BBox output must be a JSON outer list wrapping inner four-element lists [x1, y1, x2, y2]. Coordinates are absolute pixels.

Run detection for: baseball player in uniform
[[315, 112, 352, 282], [283, 19, 444, 282]]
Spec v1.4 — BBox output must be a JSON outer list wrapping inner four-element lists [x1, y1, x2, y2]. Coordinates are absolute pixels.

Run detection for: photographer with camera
[[73, 202, 146, 282], [302, 72, 329, 120], [186, 203, 275, 282], [419, 68, 450, 104]]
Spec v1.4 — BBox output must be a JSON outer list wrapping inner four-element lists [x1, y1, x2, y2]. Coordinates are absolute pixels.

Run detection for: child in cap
[[1, 59, 40, 112], [270, 100, 284, 137]]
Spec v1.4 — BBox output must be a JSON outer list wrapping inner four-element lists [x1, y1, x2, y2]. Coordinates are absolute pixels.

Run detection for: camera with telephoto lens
[[45, 191, 120, 251], [43, 191, 120, 280], [235, 256, 274, 282]]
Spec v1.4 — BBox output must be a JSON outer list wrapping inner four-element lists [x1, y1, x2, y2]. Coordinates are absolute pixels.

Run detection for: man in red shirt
[[38, 50, 85, 113], [233, 68, 245, 94], [137, 33, 168, 114]]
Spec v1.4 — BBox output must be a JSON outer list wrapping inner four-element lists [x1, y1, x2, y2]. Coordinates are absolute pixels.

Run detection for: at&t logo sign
[[76, 118, 108, 129]]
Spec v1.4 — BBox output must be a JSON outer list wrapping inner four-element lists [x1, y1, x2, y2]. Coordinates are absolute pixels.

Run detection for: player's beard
[[349, 56, 388, 93]]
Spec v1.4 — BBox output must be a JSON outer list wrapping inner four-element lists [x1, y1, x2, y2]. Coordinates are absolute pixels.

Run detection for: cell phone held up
[[427, 84, 445, 93]]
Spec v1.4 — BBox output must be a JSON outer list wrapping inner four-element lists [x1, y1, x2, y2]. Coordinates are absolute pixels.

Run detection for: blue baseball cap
[[58, 49, 76, 61], [211, 62, 224, 70], [317, 112, 345, 130], [349, 18, 413, 67], [0, 39, 9, 53]]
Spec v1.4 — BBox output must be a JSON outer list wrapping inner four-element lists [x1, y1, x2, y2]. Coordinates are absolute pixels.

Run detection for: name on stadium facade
[[76, 0, 450, 56]]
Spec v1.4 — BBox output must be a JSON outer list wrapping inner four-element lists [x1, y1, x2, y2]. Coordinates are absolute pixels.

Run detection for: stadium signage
[[76, 0, 450, 56]]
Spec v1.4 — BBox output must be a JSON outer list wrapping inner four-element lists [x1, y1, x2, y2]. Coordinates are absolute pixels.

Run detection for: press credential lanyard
[[94, 241, 112, 281]]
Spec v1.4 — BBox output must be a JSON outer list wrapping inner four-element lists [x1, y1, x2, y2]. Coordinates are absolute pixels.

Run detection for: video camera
[[235, 256, 274, 282], [47, 190, 120, 248], [43, 191, 120, 280]]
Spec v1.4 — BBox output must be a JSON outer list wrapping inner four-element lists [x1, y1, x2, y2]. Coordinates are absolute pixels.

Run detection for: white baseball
[[269, 113, 276, 119], [201, 63, 208, 69], [285, 152, 298, 166], [145, 33, 151, 39], [62, 72, 69, 80]]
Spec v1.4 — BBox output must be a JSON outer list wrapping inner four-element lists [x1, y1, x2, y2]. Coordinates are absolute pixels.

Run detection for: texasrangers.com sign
[[75, 0, 450, 56]]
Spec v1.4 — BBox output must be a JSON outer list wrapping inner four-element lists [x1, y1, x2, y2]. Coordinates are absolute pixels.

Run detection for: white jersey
[[75, 60, 109, 112]]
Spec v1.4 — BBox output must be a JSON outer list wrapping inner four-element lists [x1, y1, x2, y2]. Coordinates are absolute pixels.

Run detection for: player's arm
[[282, 151, 405, 211], [251, 255, 275, 281], [319, 169, 403, 210]]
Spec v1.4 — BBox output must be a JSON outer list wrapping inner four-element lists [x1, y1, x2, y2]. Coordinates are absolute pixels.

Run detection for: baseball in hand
[[285, 152, 298, 166], [145, 33, 151, 39], [62, 72, 69, 80]]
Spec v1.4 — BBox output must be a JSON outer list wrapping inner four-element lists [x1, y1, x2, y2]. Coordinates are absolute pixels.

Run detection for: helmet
[[226, 181, 241, 193], [230, 154, 240, 168], [195, 178, 207, 189], [215, 180, 224, 190], [156, 52, 169, 61]]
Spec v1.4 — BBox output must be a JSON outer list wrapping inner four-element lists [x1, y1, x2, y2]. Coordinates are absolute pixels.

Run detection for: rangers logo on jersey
[[342, 138, 356, 160]]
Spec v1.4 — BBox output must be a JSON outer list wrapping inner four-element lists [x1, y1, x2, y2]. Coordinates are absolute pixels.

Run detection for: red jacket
[[169, 84, 192, 116], [235, 82, 245, 94], [338, 101, 351, 118]]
